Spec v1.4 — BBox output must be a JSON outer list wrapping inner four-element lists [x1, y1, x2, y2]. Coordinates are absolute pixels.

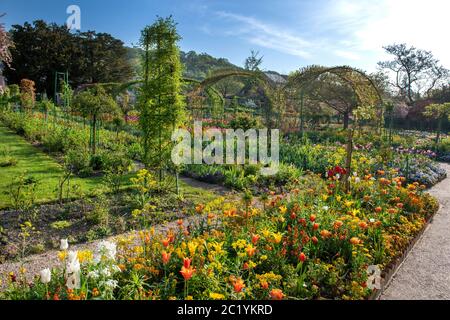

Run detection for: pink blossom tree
[[0, 13, 13, 67]]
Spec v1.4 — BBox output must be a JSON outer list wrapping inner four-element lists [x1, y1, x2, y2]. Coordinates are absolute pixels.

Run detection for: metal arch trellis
[[285, 65, 384, 135]]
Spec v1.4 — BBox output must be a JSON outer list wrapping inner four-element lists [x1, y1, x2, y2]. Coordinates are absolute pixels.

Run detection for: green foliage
[[4, 20, 133, 94], [229, 113, 259, 131], [138, 16, 185, 173], [50, 220, 72, 230], [72, 85, 119, 154]]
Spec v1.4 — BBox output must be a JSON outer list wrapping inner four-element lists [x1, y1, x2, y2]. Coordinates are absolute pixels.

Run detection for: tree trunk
[[92, 114, 97, 155], [343, 112, 350, 129], [344, 129, 354, 193]]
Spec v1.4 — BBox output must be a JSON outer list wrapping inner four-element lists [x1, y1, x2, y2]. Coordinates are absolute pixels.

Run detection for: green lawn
[[0, 126, 218, 209], [0, 126, 108, 209]]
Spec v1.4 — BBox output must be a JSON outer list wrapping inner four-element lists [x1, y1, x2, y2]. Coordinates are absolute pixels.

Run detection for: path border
[[367, 205, 437, 300]]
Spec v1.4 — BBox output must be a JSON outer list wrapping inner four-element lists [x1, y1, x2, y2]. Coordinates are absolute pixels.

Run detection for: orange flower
[[350, 237, 361, 245], [195, 204, 205, 213], [233, 278, 245, 293], [162, 238, 170, 247], [180, 266, 195, 281], [388, 208, 397, 214], [251, 234, 260, 245], [358, 222, 368, 230], [260, 280, 269, 290], [313, 223, 320, 231], [177, 219, 184, 226], [246, 245, 257, 257], [363, 195, 371, 202], [92, 288, 100, 297], [333, 220, 343, 229], [396, 203, 404, 209], [320, 230, 331, 239], [310, 214, 316, 222], [269, 289, 284, 300], [311, 236, 318, 244], [375, 207, 382, 213], [162, 251, 171, 265]]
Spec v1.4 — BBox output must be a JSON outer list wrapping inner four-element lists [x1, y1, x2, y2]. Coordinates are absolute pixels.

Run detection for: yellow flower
[[77, 250, 93, 263], [344, 201, 354, 208], [209, 293, 225, 300], [188, 241, 199, 256], [261, 229, 271, 238], [279, 206, 287, 214], [58, 251, 67, 262], [272, 232, 283, 244]]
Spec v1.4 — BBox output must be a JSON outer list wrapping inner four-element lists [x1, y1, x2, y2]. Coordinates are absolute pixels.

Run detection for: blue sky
[[1, 0, 449, 74]]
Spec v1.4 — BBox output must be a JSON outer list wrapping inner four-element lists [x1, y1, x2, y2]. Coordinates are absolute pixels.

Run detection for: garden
[[0, 11, 450, 301]]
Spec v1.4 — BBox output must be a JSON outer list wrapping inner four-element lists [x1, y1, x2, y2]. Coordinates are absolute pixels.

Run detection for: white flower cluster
[[38, 239, 119, 291]]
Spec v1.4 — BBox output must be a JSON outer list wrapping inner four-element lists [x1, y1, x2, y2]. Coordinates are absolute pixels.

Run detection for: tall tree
[[4, 20, 133, 95], [378, 43, 449, 104], [138, 16, 185, 178]]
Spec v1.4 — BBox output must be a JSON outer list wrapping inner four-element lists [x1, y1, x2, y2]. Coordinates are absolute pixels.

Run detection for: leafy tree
[[306, 73, 358, 129], [77, 31, 133, 84], [138, 16, 185, 179], [72, 85, 119, 154], [4, 20, 133, 95], [423, 102, 450, 143], [378, 43, 449, 104]]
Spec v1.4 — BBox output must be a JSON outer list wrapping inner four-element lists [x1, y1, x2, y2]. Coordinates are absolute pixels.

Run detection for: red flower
[[183, 257, 192, 269], [298, 252, 307, 262], [251, 234, 260, 245], [310, 214, 316, 222]]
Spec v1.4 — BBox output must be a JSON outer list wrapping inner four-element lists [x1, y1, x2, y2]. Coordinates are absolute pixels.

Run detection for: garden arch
[[286, 65, 384, 134]]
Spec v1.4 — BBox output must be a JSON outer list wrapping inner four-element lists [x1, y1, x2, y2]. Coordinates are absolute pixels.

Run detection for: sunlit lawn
[[0, 126, 217, 209], [0, 126, 114, 209]]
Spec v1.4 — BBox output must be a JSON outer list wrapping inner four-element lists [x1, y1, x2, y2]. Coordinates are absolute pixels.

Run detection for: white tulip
[[60, 239, 69, 251], [40, 268, 51, 284], [66, 251, 80, 274], [66, 271, 80, 290]]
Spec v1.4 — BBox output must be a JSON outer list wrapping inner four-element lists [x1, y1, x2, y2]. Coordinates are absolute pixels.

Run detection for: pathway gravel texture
[[380, 163, 450, 300]]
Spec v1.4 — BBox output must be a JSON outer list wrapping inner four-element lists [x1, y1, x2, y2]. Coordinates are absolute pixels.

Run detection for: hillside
[[126, 47, 239, 80]]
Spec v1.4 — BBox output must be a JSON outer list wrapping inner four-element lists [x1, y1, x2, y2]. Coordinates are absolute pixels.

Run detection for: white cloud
[[216, 11, 313, 59], [323, 0, 450, 70], [209, 2, 450, 72]]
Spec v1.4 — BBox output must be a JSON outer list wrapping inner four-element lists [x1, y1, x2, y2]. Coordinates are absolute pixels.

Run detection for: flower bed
[[1, 170, 439, 300]]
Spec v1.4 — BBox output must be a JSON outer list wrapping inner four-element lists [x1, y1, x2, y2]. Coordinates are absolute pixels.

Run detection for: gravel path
[[0, 214, 210, 287], [380, 163, 450, 300]]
